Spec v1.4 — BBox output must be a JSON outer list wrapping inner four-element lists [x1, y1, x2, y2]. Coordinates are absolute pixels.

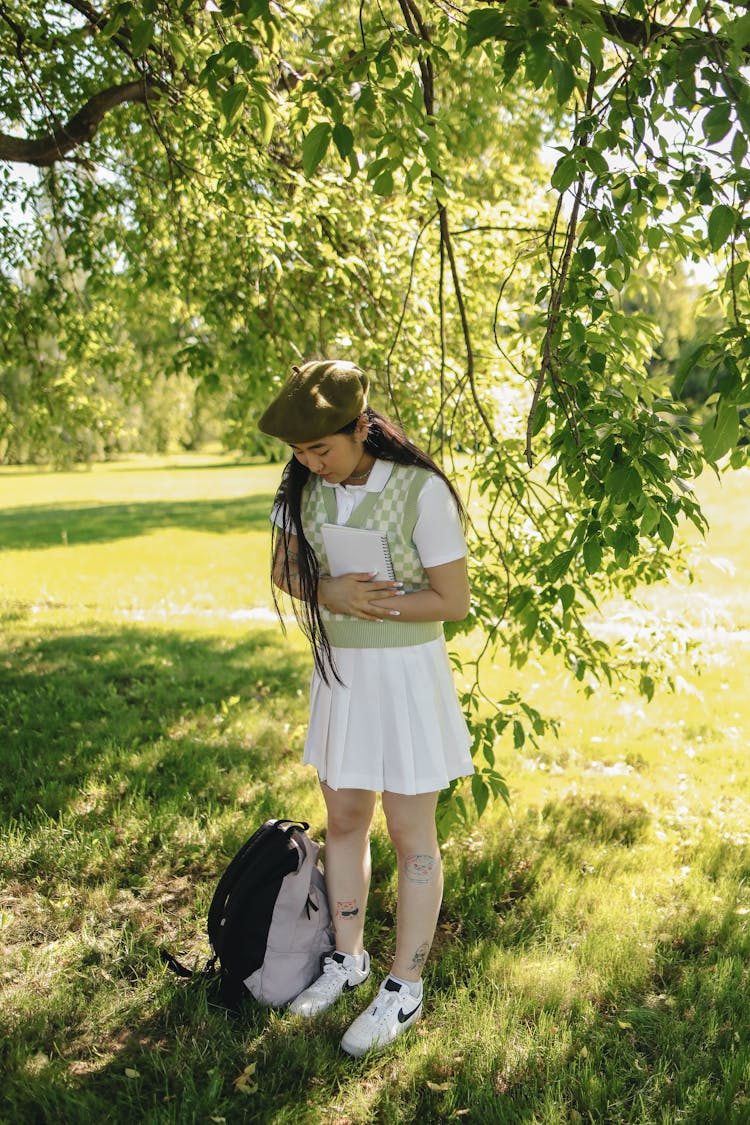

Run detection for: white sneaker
[[340, 977, 423, 1057], [289, 951, 370, 1018]]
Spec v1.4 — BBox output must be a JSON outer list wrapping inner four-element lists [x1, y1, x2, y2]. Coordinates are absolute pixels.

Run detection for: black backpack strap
[[162, 818, 313, 1010], [159, 948, 193, 978], [206, 819, 309, 957], [207, 821, 308, 921], [206, 820, 277, 944], [274, 819, 310, 835], [159, 947, 217, 979]]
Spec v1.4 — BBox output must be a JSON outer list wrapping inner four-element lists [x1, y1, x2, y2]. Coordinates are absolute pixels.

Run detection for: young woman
[[259, 359, 473, 1057]]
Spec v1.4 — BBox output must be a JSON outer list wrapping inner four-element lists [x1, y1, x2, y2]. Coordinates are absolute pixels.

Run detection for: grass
[[1, 455, 749, 1124]]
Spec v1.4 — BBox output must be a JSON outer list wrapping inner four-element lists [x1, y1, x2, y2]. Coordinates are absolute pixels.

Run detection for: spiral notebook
[[321, 523, 396, 580]]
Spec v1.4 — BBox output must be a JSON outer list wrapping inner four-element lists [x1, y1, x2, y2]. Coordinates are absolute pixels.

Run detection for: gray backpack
[[206, 819, 334, 1009]]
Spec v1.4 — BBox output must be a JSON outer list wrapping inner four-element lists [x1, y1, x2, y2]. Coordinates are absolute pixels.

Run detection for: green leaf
[[611, 176, 631, 205], [372, 170, 394, 196], [658, 513, 674, 548], [590, 351, 606, 375], [547, 548, 575, 582], [606, 465, 642, 502], [221, 83, 249, 129], [708, 204, 738, 252], [606, 267, 623, 290], [223, 42, 258, 71], [559, 583, 575, 613], [583, 537, 602, 574], [731, 129, 748, 166], [465, 8, 506, 50], [674, 342, 711, 395], [640, 500, 660, 536], [257, 99, 274, 145], [702, 400, 740, 461], [531, 398, 548, 435], [582, 146, 609, 178], [725, 12, 750, 49], [317, 87, 338, 111], [302, 122, 331, 176], [131, 18, 155, 56], [471, 773, 490, 818], [167, 29, 187, 68], [551, 58, 576, 105], [102, 9, 128, 37], [332, 122, 354, 159], [579, 26, 603, 70], [513, 720, 525, 749], [551, 154, 578, 193], [724, 259, 749, 294], [525, 34, 553, 88], [702, 103, 732, 145]]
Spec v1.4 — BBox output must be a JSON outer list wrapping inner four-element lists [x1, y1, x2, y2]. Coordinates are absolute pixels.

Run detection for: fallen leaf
[[125, 1068, 140, 1079], [234, 1061, 257, 1095], [617, 1020, 632, 1029], [579, 1046, 588, 1059], [426, 1080, 450, 1092]]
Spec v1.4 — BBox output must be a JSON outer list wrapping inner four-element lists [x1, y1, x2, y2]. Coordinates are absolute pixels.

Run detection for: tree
[[1, 1, 748, 815]]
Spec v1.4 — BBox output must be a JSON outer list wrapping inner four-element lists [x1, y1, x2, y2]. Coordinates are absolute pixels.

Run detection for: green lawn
[[1, 456, 749, 1124]]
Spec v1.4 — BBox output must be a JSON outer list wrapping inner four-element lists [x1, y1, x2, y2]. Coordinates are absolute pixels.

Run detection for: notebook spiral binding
[[379, 534, 396, 579]]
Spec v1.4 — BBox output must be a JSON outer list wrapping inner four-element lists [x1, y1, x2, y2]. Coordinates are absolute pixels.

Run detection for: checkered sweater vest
[[301, 463, 444, 649]]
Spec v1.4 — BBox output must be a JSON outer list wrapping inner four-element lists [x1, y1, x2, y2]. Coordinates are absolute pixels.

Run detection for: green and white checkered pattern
[[301, 463, 443, 649]]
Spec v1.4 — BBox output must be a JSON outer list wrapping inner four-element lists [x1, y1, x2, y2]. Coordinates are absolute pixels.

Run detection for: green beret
[[258, 360, 369, 444]]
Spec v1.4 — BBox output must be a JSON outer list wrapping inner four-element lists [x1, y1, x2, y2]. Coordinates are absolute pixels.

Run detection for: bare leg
[[321, 782, 377, 956], [381, 790, 443, 981]]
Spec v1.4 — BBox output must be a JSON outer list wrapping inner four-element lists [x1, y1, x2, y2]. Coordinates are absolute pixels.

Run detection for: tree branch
[[525, 63, 597, 468], [58, 0, 135, 60], [400, 0, 496, 444], [486, 0, 748, 59], [0, 79, 162, 166]]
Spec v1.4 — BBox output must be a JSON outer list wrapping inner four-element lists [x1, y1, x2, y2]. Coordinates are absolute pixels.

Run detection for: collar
[[322, 458, 394, 494]]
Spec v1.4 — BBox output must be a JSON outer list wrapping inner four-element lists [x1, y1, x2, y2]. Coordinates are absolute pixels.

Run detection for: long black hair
[[270, 406, 466, 682]]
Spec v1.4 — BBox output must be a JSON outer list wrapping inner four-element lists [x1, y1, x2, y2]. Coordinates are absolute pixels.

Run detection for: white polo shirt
[[273, 459, 466, 569]]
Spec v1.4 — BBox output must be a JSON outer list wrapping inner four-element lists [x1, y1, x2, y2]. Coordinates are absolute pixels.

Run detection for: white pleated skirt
[[303, 636, 474, 794]]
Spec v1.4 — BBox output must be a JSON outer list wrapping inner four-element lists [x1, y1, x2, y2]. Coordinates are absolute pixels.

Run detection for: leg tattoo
[[405, 853, 439, 885], [408, 941, 431, 972], [336, 899, 360, 918]]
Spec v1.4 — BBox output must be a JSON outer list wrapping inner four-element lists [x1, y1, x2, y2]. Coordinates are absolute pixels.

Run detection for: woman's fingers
[[323, 573, 403, 618]]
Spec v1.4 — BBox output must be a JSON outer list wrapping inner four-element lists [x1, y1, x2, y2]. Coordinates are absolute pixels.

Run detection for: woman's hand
[[369, 558, 470, 623], [319, 572, 403, 621]]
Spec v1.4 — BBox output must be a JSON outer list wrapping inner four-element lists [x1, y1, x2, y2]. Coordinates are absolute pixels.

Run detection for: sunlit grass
[[1, 455, 749, 1123]]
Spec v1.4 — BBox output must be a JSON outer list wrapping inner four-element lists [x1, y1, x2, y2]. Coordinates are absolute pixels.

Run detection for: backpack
[[205, 818, 334, 1009]]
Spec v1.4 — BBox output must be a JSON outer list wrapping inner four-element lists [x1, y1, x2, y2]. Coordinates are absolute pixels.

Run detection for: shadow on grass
[[0, 493, 275, 551], [3, 875, 749, 1123], [3, 621, 749, 1121], [0, 624, 309, 821]]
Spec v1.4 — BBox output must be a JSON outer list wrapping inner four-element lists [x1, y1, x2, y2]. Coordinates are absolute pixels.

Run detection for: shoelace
[[313, 958, 349, 991], [366, 988, 405, 1023]]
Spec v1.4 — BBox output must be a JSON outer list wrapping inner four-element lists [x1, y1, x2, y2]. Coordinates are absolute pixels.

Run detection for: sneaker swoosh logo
[[344, 974, 367, 991], [397, 999, 422, 1024]]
